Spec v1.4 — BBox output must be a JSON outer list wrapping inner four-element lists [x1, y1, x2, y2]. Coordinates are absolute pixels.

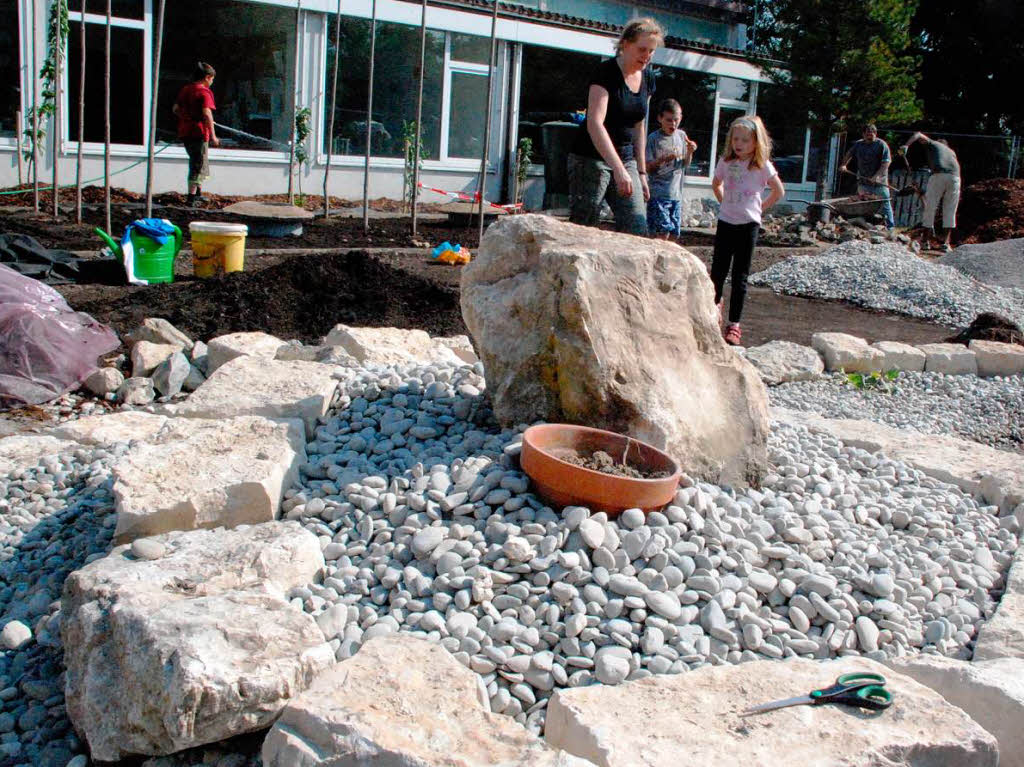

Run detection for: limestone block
[[918, 342, 978, 375], [117, 377, 155, 405], [175, 357, 339, 438], [152, 352, 191, 397], [743, 340, 824, 385], [49, 411, 167, 445], [62, 522, 332, 762], [0, 435, 79, 476], [437, 334, 479, 365], [810, 332, 885, 373], [206, 331, 286, 374], [322, 323, 464, 367], [83, 367, 124, 396], [124, 318, 194, 352], [274, 343, 358, 366], [871, 340, 927, 372], [969, 340, 1024, 377], [773, 408, 1024, 513], [545, 658, 997, 767], [461, 215, 769, 486], [263, 634, 592, 767], [131, 341, 183, 378], [182, 364, 206, 392], [111, 415, 306, 543], [885, 655, 1024, 767], [974, 546, 1024, 661]]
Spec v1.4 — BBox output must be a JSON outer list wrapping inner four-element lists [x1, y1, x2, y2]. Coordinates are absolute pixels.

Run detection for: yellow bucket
[[188, 222, 248, 278]]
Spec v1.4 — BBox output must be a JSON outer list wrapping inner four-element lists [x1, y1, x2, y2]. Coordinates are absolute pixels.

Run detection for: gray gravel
[[749, 240, 1024, 329], [770, 371, 1024, 454]]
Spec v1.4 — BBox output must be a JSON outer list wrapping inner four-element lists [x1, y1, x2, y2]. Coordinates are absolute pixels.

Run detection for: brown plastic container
[[520, 424, 681, 516]]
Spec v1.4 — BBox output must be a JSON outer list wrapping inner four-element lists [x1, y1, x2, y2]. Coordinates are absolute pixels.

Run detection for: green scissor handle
[[810, 673, 893, 710]]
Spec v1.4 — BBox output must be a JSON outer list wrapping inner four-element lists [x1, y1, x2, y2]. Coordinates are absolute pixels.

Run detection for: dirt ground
[[957, 178, 1024, 244]]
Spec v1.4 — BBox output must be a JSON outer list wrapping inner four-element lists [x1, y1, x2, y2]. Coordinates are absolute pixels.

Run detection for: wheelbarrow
[[806, 195, 886, 225]]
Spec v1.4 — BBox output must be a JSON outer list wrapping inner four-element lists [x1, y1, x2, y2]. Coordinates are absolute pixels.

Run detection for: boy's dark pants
[[710, 220, 759, 324]]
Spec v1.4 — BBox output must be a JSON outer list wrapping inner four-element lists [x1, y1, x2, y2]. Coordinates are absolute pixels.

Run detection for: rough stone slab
[[112, 415, 306, 543], [176, 356, 338, 438], [206, 331, 287, 374], [544, 658, 997, 767], [263, 634, 592, 767], [436, 334, 479, 365], [918, 342, 979, 375], [811, 332, 885, 373], [743, 340, 824, 385], [884, 655, 1024, 767], [462, 215, 769, 486], [62, 522, 331, 762], [871, 340, 927, 372], [974, 546, 1024, 661], [0, 435, 79, 475], [969, 340, 1024, 377], [274, 342, 358, 366], [49, 411, 168, 445], [124, 318, 195, 352], [773, 407, 1024, 514], [322, 323, 465, 367], [222, 200, 314, 220]]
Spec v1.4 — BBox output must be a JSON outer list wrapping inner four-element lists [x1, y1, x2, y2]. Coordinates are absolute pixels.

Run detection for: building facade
[[0, 0, 829, 207]]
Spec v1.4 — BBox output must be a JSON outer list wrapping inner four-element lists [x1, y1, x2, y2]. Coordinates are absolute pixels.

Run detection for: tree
[[752, 0, 922, 199]]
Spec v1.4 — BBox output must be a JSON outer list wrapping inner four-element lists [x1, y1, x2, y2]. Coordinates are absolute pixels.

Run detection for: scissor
[[741, 672, 893, 716]]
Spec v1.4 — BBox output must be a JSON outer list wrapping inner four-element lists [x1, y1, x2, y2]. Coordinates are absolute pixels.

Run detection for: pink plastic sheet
[[0, 264, 120, 405]]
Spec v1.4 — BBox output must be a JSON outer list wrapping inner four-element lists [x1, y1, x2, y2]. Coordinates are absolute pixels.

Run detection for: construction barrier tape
[[416, 182, 523, 212]]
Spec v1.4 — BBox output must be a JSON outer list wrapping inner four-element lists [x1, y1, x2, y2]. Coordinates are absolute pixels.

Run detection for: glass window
[[715, 105, 747, 168], [718, 76, 750, 102], [447, 71, 488, 158], [649, 67, 717, 177], [451, 33, 490, 65], [67, 23, 144, 144], [69, 0, 144, 20], [156, 0, 294, 152], [755, 84, 807, 183], [805, 126, 829, 183], [0, 0, 18, 138], [324, 15, 444, 159]]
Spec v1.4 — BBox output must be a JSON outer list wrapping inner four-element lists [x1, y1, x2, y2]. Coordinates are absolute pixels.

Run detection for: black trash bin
[[540, 121, 580, 210]]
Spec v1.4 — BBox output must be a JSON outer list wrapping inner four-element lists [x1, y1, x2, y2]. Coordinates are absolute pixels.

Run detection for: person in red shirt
[[173, 62, 220, 207]]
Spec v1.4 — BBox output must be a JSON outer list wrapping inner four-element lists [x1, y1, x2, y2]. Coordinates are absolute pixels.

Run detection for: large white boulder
[[974, 546, 1024, 661], [969, 340, 1024, 377], [49, 411, 167, 445], [175, 356, 339, 438], [62, 522, 332, 762], [918, 342, 978, 375], [461, 214, 769, 486], [322, 323, 465, 367], [885, 655, 1024, 767], [810, 332, 884, 373], [871, 340, 927, 372], [263, 634, 592, 767], [206, 331, 287, 374], [743, 340, 824, 385], [111, 415, 305, 543], [544, 658, 997, 766]]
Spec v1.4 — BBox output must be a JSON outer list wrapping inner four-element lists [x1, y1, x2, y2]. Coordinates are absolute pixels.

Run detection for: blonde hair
[[616, 17, 665, 54], [722, 115, 772, 169]]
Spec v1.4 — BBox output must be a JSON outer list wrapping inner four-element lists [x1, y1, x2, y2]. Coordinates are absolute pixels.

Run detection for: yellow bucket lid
[[188, 221, 249, 235]]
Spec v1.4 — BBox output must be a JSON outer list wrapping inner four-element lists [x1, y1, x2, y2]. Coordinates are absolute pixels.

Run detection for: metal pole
[[476, 0, 500, 243], [411, 0, 427, 236], [323, 0, 341, 218], [362, 0, 377, 233], [52, 0, 63, 218], [288, 0, 302, 203], [145, 0, 165, 218], [75, 0, 85, 223], [15, 111, 23, 185], [104, 0, 111, 235], [31, 0, 39, 212]]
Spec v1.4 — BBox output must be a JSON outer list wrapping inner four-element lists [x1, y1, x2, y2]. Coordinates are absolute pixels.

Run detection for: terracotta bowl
[[520, 424, 681, 516]]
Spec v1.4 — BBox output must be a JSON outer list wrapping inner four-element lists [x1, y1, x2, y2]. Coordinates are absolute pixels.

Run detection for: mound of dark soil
[[957, 178, 1024, 244], [945, 312, 1024, 346], [68, 250, 466, 344]]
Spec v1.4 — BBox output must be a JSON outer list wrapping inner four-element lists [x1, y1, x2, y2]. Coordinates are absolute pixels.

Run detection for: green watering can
[[95, 220, 183, 285]]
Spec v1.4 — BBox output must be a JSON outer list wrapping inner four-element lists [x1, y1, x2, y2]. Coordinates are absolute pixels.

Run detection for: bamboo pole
[[104, 0, 111, 234], [411, 0, 427, 236], [476, 0, 500, 242], [362, 0, 377, 233], [52, 0, 63, 218], [31, 0, 39, 212], [287, 0, 302, 203], [15, 111, 23, 185], [75, 0, 85, 223], [322, 0, 341, 218], [145, 0, 166, 217]]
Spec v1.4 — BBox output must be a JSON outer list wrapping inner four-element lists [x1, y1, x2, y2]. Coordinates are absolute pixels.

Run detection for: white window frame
[[0, 0, 24, 148], [440, 32, 491, 164]]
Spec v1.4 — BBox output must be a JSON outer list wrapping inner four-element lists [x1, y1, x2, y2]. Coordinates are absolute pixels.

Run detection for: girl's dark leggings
[[710, 220, 760, 324]]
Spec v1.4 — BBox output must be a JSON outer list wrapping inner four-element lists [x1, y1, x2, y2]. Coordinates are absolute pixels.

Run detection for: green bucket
[[95, 222, 183, 285]]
